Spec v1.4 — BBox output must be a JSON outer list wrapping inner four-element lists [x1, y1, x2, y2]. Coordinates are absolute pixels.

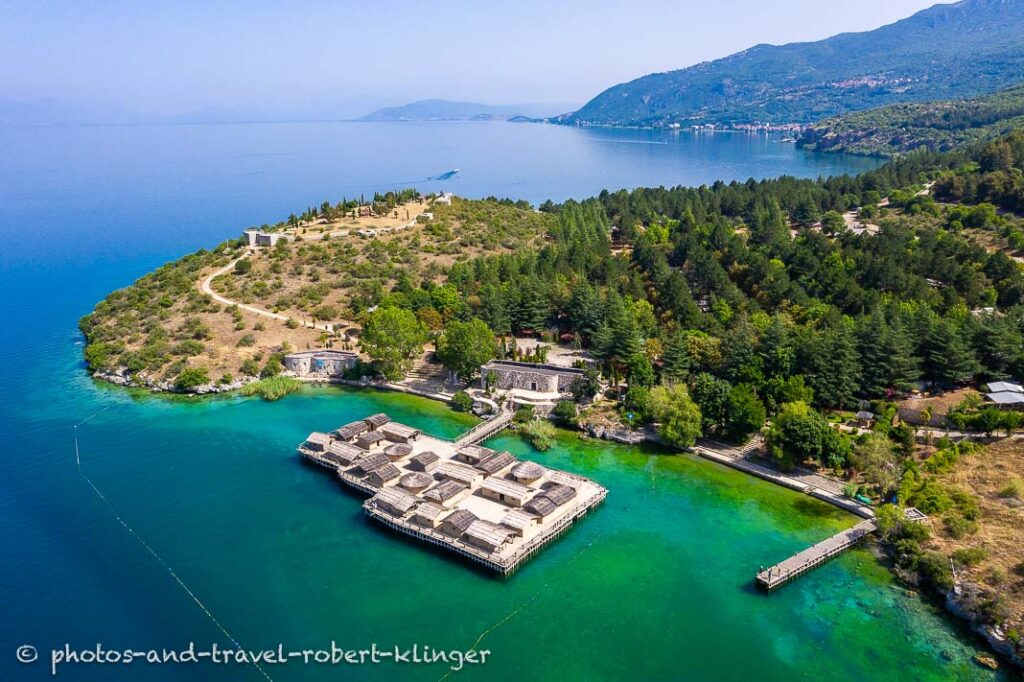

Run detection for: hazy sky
[[1, 0, 943, 116]]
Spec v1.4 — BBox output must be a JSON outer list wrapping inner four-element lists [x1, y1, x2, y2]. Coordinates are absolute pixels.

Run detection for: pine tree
[[803, 323, 860, 408], [662, 331, 690, 384], [971, 314, 1022, 380], [922, 319, 978, 385], [759, 314, 794, 379], [857, 313, 919, 396]]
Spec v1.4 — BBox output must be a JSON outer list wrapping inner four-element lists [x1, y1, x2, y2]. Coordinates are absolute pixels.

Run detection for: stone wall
[[284, 351, 358, 377]]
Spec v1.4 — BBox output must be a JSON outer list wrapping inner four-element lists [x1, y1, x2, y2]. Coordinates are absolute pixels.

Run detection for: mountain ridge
[[558, 0, 1024, 128], [358, 99, 571, 122]]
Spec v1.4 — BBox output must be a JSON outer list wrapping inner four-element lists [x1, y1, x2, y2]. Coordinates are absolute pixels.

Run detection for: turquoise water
[[0, 121, 1003, 679]]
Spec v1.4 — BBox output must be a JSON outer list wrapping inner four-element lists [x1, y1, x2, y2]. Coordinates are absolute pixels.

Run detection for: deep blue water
[[10, 122, 1004, 682]]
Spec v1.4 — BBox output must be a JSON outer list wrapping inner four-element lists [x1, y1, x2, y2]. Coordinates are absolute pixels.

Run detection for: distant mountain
[[357, 99, 571, 122], [559, 0, 1024, 128], [797, 83, 1024, 156], [0, 97, 141, 125], [0, 96, 403, 126]]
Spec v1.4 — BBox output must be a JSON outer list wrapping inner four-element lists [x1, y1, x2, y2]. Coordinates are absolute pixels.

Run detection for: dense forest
[[798, 84, 1024, 156], [438, 135, 1024, 453]]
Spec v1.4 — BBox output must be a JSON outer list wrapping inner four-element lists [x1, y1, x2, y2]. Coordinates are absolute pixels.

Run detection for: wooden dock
[[756, 519, 877, 590], [454, 409, 513, 447]]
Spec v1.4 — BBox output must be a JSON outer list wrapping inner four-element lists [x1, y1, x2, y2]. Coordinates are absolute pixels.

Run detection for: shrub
[[175, 367, 210, 391], [513, 406, 534, 424], [917, 551, 954, 591], [174, 339, 205, 356], [998, 478, 1022, 499], [951, 547, 987, 567], [313, 304, 339, 321], [285, 318, 300, 329], [943, 513, 977, 539], [260, 355, 284, 378], [451, 390, 473, 412], [237, 334, 256, 347], [240, 357, 261, 376], [233, 258, 252, 275], [552, 400, 578, 426]]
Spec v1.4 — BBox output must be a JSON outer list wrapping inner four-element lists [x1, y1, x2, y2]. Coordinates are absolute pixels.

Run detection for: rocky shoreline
[[93, 369, 254, 394]]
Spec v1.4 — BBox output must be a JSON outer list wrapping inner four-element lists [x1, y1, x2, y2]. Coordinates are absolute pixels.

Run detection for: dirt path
[[200, 254, 337, 333]]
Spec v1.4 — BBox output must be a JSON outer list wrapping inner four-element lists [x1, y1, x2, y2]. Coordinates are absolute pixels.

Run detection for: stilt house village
[[298, 412, 606, 574]]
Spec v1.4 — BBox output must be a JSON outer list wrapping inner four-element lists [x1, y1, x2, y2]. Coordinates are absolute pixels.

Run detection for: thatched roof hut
[[463, 520, 514, 553], [383, 443, 414, 461], [523, 495, 559, 517], [454, 444, 494, 465], [437, 461, 484, 487], [356, 430, 388, 449], [523, 482, 577, 516], [479, 477, 533, 507], [474, 450, 515, 475], [439, 509, 478, 538], [303, 432, 330, 452], [510, 460, 545, 484], [363, 413, 390, 429], [500, 509, 539, 536], [381, 422, 420, 443], [423, 479, 466, 504], [412, 501, 445, 527], [399, 471, 434, 493], [369, 486, 417, 516], [408, 451, 440, 472], [333, 420, 369, 441], [353, 451, 389, 474], [365, 463, 401, 487], [324, 440, 364, 467], [542, 483, 577, 506]]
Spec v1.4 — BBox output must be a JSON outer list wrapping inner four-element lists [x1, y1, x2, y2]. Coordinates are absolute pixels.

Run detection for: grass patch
[[240, 376, 302, 401], [520, 420, 556, 451]]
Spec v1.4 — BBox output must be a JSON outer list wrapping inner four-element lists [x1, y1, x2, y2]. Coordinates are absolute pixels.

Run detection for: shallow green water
[[2, 377, 1005, 681]]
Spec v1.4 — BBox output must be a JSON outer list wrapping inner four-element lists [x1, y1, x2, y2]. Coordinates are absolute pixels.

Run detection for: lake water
[[0, 121, 1003, 680]]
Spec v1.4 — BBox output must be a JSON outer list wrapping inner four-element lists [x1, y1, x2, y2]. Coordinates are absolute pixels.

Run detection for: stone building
[[284, 350, 359, 377], [243, 229, 282, 247], [479, 360, 584, 395]]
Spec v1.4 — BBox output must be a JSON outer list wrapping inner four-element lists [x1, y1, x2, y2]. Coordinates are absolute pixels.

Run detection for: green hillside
[[797, 84, 1024, 156], [559, 0, 1024, 128]]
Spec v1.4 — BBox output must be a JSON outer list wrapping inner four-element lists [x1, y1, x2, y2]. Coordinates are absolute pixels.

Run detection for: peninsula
[[81, 130, 1024, 667]]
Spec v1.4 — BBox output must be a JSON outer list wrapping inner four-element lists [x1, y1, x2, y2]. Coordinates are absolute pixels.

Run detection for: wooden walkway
[[756, 519, 877, 590], [455, 409, 513, 447]]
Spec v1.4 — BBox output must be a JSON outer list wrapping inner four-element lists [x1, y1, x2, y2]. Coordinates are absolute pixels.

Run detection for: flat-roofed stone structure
[[480, 360, 584, 394], [284, 350, 359, 377]]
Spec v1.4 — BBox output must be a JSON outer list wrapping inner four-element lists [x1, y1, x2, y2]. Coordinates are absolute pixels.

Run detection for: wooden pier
[[756, 519, 877, 590], [454, 409, 513, 447]]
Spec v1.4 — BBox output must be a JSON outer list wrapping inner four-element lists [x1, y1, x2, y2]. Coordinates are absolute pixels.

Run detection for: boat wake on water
[[365, 169, 460, 189]]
